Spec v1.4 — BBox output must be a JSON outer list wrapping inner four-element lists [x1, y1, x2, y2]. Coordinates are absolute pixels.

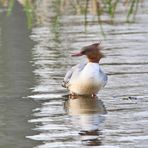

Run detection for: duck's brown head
[[71, 42, 104, 63]]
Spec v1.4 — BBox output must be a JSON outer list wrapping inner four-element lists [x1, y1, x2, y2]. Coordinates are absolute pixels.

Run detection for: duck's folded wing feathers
[[62, 61, 87, 88]]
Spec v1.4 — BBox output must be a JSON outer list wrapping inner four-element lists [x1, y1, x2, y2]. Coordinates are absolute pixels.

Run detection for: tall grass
[[23, 0, 33, 29], [51, 0, 62, 45], [0, 0, 33, 28], [6, 0, 14, 16], [0, 0, 142, 29], [127, 0, 139, 22]]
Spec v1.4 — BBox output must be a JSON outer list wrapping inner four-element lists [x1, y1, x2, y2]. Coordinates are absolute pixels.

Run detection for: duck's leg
[[92, 94, 97, 98], [69, 92, 78, 99]]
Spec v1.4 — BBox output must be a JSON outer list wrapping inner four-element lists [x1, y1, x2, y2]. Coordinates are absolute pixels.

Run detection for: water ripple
[[26, 1, 148, 147]]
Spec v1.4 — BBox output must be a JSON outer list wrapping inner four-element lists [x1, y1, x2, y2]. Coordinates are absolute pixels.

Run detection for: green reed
[[127, 0, 139, 22], [0, 0, 142, 29], [6, 0, 14, 16], [0, 0, 33, 28], [51, 0, 62, 45], [23, 0, 33, 29]]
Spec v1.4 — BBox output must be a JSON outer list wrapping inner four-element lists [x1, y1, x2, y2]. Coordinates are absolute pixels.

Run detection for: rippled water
[[0, 1, 148, 148]]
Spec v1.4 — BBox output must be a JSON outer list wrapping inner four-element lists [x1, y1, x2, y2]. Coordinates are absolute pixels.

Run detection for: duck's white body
[[63, 62, 107, 95]]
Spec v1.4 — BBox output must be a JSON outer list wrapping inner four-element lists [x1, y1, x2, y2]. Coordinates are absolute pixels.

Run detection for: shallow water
[[0, 1, 148, 148]]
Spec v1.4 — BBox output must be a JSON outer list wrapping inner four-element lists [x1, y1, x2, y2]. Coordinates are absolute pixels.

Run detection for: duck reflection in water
[[64, 95, 107, 146]]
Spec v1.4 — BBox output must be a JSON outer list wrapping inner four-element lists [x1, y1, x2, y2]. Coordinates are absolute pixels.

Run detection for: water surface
[[0, 1, 148, 148]]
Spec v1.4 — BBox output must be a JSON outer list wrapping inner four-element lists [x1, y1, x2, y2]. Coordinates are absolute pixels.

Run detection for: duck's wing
[[99, 67, 108, 88], [62, 61, 87, 88]]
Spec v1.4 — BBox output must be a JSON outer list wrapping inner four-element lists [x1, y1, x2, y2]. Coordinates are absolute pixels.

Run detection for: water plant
[[0, 0, 33, 28], [0, 0, 142, 29]]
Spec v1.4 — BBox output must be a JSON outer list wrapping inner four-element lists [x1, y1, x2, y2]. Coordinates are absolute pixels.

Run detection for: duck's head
[[71, 42, 104, 63]]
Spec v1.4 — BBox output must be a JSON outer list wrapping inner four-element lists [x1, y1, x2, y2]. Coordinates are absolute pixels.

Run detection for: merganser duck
[[63, 43, 107, 96]]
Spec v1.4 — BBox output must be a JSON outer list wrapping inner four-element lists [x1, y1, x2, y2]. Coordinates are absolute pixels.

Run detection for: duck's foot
[[92, 94, 97, 98], [91, 94, 97, 98], [69, 92, 79, 99], [69, 93, 97, 99]]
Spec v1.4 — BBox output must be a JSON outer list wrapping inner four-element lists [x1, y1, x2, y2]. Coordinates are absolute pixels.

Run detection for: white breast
[[69, 63, 107, 95]]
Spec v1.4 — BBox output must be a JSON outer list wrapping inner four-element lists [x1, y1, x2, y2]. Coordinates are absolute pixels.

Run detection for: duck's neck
[[87, 54, 103, 63], [88, 58, 101, 63]]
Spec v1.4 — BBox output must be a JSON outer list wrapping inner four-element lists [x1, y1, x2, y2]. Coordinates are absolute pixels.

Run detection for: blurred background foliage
[[0, 0, 142, 29]]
